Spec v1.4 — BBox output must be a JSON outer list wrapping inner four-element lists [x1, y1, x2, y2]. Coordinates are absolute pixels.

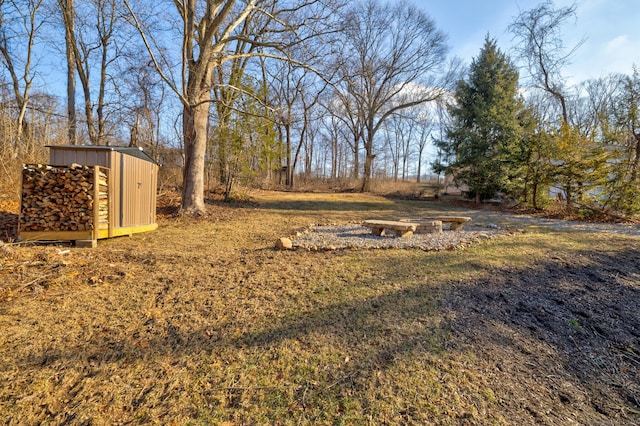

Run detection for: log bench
[[400, 216, 472, 231], [362, 220, 419, 238]]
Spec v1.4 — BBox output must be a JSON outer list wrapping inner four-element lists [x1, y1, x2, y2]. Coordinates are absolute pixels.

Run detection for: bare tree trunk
[[97, 40, 108, 144], [417, 138, 426, 183], [360, 123, 375, 191], [181, 99, 209, 214], [217, 120, 229, 185], [79, 79, 98, 144], [305, 140, 313, 179], [385, 132, 399, 182], [96, 0, 116, 145], [59, 0, 76, 145], [284, 122, 292, 187], [416, 123, 431, 184], [291, 122, 307, 187], [331, 135, 337, 179], [352, 136, 360, 179], [15, 96, 29, 146], [361, 146, 374, 192]]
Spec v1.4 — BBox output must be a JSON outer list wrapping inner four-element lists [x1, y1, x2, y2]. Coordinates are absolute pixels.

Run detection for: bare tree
[[302, 107, 321, 180], [333, 0, 450, 192], [383, 119, 399, 181], [0, 0, 45, 152], [414, 112, 433, 183], [573, 76, 619, 138], [57, 0, 76, 145], [61, 0, 123, 145], [318, 112, 345, 180], [510, 0, 583, 124], [124, 0, 337, 214], [123, 0, 255, 213], [118, 52, 166, 153], [93, 0, 119, 144], [323, 92, 363, 179], [383, 113, 418, 181], [267, 57, 328, 188], [397, 114, 416, 181]]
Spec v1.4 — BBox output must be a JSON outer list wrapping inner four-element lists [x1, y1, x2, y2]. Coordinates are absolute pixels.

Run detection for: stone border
[[284, 222, 520, 252]]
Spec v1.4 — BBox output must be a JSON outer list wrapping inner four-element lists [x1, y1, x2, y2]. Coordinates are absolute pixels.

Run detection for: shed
[[19, 145, 158, 247]]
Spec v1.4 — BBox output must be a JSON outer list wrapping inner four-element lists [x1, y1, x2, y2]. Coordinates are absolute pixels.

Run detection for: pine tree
[[434, 37, 527, 203]]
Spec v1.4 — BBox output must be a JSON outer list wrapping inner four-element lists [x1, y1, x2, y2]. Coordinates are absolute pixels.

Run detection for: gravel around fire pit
[[291, 223, 518, 251]]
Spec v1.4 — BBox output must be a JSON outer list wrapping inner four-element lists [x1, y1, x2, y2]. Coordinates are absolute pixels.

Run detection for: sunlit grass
[[1, 191, 638, 424]]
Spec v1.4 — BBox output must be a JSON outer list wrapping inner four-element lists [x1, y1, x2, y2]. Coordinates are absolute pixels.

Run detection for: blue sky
[[410, 0, 640, 84]]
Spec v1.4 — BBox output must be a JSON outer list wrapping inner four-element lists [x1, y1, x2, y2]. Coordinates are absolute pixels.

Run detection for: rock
[[275, 237, 292, 250]]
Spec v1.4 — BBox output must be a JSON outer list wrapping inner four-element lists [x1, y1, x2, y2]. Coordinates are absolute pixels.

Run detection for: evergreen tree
[[434, 37, 527, 203], [552, 123, 609, 206]]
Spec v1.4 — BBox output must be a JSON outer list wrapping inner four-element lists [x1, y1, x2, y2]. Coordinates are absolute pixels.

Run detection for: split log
[[19, 164, 109, 232]]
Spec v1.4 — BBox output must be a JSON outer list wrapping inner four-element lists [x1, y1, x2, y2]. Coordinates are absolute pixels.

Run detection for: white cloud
[[605, 34, 631, 53], [567, 33, 639, 83]]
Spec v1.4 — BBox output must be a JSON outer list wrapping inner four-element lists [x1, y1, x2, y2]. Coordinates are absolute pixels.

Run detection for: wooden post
[[92, 165, 100, 243], [107, 166, 114, 238]]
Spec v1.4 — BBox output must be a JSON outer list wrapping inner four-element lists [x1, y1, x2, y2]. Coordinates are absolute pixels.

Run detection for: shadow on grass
[[0, 211, 18, 242], [8, 240, 640, 423], [223, 244, 638, 422]]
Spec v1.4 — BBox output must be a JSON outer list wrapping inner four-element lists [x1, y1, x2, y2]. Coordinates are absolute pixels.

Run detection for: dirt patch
[[443, 246, 640, 424]]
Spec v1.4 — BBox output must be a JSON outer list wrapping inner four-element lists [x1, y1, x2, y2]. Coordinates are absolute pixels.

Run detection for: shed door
[[120, 154, 154, 227]]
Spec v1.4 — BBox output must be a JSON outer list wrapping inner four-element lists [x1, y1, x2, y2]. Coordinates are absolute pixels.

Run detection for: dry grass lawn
[[1, 190, 639, 425]]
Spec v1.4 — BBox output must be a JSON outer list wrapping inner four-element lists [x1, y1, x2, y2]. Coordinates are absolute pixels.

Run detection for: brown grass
[[1, 190, 639, 424]]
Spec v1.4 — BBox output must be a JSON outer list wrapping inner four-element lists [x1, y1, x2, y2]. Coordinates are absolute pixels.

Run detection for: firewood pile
[[19, 164, 108, 232]]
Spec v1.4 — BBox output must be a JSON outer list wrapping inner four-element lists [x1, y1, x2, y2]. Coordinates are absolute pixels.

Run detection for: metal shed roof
[[46, 145, 159, 165]]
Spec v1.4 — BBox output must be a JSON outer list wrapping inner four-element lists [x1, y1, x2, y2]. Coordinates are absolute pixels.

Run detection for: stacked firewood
[[19, 164, 108, 232]]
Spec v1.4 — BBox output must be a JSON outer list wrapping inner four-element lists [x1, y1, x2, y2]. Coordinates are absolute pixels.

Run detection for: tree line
[[0, 0, 638, 216], [436, 2, 640, 215]]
